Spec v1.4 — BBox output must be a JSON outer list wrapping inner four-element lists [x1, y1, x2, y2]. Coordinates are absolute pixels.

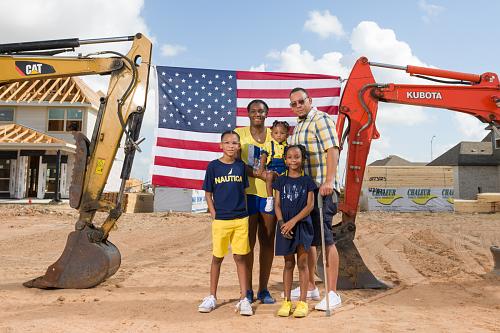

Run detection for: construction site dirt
[[0, 205, 499, 332]]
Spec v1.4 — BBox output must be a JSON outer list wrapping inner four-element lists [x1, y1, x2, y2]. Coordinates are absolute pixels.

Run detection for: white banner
[[191, 189, 207, 213], [367, 187, 454, 212]]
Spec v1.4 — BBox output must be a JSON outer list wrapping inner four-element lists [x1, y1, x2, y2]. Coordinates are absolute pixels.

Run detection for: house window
[[0, 108, 14, 122], [48, 108, 83, 132], [495, 130, 500, 150], [0, 159, 10, 194]]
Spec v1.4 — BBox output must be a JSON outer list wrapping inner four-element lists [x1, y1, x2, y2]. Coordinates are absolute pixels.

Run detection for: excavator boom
[[0, 34, 152, 289], [327, 57, 500, 288]]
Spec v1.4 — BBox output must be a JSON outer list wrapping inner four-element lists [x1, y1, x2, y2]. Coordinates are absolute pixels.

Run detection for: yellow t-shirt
[[234, 126, 272, 197], [262, 140, 287, 165]]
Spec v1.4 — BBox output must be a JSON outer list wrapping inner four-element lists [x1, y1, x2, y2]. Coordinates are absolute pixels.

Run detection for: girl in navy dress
[[273, 145, 316, 318]]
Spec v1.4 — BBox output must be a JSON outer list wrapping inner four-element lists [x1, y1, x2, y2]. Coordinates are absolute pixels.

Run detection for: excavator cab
[[0, 34, 152, 288]]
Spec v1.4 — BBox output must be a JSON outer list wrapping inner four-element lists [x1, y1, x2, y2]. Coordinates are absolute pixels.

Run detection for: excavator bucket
[[23, 224, 120, 289], [316, 239, 389, 289], [316, 223, 389, 290]]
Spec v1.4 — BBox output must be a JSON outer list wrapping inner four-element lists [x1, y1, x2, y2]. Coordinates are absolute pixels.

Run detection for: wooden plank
[[12, 129, 30, 142], [34, 133, 50, 143], [0, 124, 16, 141], [454, 199, 495, 213], [6, 81, 29, 101], [23, 132, 37, 143], [59, 81, 76, 104], [39, 78, 61, 102], [18, 80, 40, 102], [2, 125, 21, 140], [0, 83, 18, 100], [70, 90, 81, 104], [477, 193, 500, 203], [48, 77, 71, 103], [363, 166, 454, 188], [124, 193, 154, 213], [27, 79, 51, 102]]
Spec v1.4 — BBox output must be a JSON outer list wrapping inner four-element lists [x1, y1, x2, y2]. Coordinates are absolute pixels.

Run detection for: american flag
[[151, 66, 341, 189]]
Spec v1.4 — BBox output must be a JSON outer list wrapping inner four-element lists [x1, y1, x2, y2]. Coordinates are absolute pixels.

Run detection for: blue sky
[[1, 0, 499, 185]]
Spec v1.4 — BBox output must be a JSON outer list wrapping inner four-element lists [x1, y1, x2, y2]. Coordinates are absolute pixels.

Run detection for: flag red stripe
[[236, 105, 338, 117], [156, 137, 221, 152], [154, 156, 209, 170], [236, 71, 340, 80], [237, 87, 340, 99], [152, 175, 203, 189]]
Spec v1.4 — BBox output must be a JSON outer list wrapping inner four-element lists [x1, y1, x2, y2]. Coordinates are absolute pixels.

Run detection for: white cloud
[[0, 0, 149, 43], [160, 44, 186, 57], [249, 64, 267, 72], [271, 43, 350, 78], [0, 0, 155, 181], [368, 136, 392, 163], [350, 21, 427, 77], [304, 10, 345, 39], [375, 104, 429, 126], [0, 0, 151, 93], [418, 0, 445, 23], [349, 21, 434, 126], [266, 21, 431, 126], [454, 113, 487, 140]]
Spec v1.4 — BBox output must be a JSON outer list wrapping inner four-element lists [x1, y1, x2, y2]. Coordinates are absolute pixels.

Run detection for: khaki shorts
[[212, 216, 250, 258]]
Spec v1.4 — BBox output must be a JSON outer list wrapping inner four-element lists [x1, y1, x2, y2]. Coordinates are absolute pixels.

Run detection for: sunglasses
[[289, 98, 308, 108]]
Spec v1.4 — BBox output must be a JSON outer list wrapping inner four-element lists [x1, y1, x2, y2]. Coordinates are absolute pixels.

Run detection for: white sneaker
[[198, 295, 216, 313], [235, 297, 253, 316], [281, 286, 321, 301], [264, 197, 274, 212], [314, 291, 342, 311]]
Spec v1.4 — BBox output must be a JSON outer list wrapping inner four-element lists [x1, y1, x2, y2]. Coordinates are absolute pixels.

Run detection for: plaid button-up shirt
[[289, 108, 341, 192]]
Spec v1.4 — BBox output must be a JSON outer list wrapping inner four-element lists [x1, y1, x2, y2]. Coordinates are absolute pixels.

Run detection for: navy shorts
[[310, 189, 338, 247], [247, 194, 274, 215]]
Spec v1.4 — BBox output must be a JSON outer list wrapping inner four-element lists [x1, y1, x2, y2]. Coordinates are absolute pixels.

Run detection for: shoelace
[[296, 302, 307, 311], [201, 296, 215, 307], [235, 299, 251, 312]]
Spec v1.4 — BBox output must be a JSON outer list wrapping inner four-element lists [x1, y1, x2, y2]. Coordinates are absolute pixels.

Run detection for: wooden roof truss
[[0, 77, 91, 104], [0, 124, 66, 144]]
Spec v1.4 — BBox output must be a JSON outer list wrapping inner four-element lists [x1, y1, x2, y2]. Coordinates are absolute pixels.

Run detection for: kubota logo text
[[15, 61, 55, 76], [406, 92, 442, 99]]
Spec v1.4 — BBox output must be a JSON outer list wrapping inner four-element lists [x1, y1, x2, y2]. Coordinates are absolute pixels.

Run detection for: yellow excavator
[[0, 34, 152, 288]]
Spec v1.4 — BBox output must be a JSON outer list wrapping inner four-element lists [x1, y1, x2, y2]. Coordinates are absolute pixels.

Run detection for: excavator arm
[[328, 57, 500, 289], [0, 34, 152, 288]]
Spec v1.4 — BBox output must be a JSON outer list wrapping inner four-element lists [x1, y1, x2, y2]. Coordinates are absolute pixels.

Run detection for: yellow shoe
[[277, 299, 292, 317], [292, 301, 309, 318]]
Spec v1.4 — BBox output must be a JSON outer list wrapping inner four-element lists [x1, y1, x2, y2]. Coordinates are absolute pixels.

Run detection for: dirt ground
[[0, 204, 499, 333]]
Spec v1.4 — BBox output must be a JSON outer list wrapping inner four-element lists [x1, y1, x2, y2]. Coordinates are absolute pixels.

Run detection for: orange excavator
[[328, 57, 500, 288], [0, 34, 152, 288]]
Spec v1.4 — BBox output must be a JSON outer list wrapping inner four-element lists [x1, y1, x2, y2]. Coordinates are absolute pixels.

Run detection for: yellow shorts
[[212, 216, 250, 258]]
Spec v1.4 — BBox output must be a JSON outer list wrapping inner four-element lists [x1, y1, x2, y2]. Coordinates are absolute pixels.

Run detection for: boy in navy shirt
[[198, 130, 253, 316]]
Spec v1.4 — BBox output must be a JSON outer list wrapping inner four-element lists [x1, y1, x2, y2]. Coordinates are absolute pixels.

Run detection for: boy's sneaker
[[293, 301, 309, 318], [281, 286, 321, 301], [246, 289, 254, 303], [264, 197, 274, 212], [235, 297, 253, 316], [257, 289, 275, 304], [314, 290, 342, 311], [277, 299, 292, 317], [198, 295, 216, 313]]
